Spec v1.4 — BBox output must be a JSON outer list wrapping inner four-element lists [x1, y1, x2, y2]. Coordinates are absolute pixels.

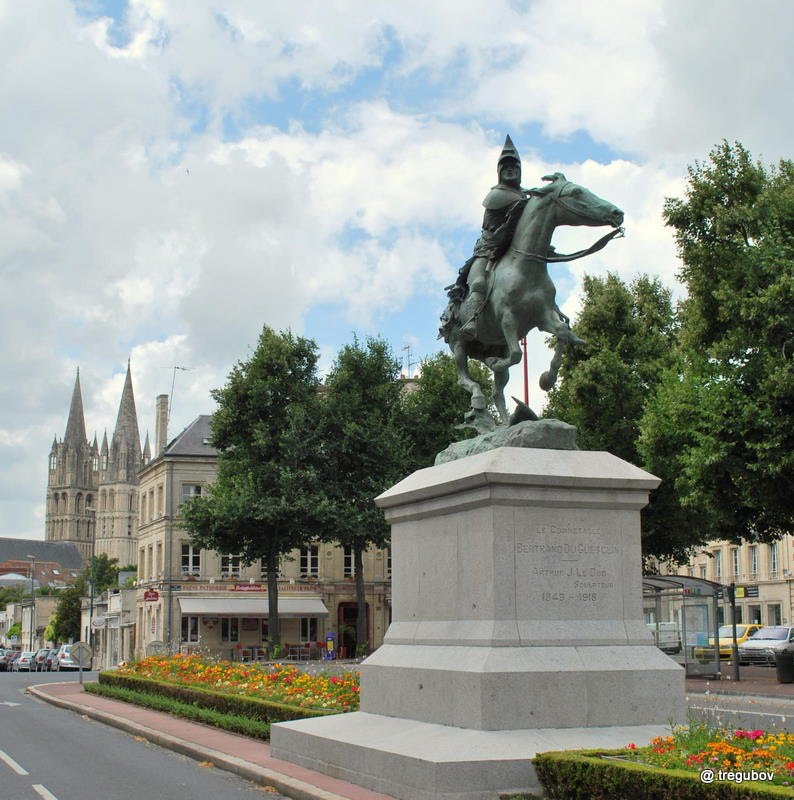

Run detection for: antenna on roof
[[401, 345, 418, 379], [165, 366, 193, 422]]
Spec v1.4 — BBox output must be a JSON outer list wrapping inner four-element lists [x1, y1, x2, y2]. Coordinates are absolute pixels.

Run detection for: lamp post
[[26, 555, 36, 651]]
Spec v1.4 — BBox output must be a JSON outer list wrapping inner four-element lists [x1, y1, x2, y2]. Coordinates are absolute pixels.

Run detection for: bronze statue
[[440, 136, 624, 432]]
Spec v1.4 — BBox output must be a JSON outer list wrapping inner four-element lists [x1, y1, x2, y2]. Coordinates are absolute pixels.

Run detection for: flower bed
[[114, 654, 360, 712], [620, 723, 794, 788]]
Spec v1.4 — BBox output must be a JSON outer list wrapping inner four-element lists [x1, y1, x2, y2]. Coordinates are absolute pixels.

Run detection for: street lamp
[[26, 555, 36, 651]]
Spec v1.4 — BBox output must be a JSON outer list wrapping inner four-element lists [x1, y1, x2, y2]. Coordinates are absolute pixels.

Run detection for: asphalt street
[[0, 669, 290, 800]]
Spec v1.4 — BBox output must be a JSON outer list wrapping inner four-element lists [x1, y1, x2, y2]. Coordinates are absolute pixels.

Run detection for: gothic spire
[[109, 360, 142, 480], [63, 368, 87, 448]]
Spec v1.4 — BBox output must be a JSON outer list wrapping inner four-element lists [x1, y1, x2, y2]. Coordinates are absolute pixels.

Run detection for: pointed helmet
[[497, 134, 521, 169]]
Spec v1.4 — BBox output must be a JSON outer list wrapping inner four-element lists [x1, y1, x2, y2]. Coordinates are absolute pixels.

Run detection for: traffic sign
[[71, 641, 93, 668]]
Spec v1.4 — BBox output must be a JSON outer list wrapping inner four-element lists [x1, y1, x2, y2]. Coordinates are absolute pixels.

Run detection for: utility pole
[[26, 555, 36, 651]]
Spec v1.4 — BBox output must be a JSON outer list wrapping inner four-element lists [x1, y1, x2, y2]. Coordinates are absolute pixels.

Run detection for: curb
[[28, 684, 351, 800]]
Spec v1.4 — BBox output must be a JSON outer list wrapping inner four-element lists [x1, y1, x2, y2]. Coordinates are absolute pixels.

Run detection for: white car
[[12, 651, 36, 671], [53, 644, 81, 671], [738, 626, 794, 666]]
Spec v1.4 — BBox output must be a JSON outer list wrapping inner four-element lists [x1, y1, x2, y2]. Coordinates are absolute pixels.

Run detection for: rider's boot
[[459, 290, 485, 339]]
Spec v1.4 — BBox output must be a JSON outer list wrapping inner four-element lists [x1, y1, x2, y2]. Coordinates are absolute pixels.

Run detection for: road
[[0, 669, 289, 800], [688, 689, 794, 733]]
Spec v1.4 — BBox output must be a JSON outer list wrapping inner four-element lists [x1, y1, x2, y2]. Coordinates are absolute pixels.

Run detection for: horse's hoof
[[539, 371, 557, 391]]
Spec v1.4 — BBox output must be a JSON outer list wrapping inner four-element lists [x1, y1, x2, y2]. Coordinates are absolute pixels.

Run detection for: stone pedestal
[[271, 447, 684, 800]]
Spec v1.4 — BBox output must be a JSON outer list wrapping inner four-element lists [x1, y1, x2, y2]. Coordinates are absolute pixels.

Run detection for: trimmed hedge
[[97, 670, 338, 725], [85, 682, 272, 739], [531, 750, 794, 800]]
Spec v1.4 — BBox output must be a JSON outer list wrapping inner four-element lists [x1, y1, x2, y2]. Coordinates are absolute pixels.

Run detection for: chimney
[[155, 394, 169, 455]]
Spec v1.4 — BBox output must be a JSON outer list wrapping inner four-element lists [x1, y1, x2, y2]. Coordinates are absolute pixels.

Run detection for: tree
[[400, 352, 494, 469], [86, 554, 120, 594], [318, 337, 409, 655], [0, 586, 23, 610], [181, 326, 327, 648], [655, 141, 794, 543], [52, 579, 87, 644], [543, 273, 677, 463]]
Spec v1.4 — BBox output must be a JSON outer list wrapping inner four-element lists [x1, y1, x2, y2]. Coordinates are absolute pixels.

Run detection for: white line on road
[[690, 704, 787, 720], [0, 749, 29, 775], [33, 784, 59, 800]]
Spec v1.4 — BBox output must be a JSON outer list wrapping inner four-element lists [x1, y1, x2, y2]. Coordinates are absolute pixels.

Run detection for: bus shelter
[[643, 575, 725, 678]]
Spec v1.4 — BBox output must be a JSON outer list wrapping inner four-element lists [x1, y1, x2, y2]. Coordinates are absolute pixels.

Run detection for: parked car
[[0, 648, 10, 672], [738, 626, 794, 666], [53, 644, 80, 671], [694, 623, 764, 661], [33, 648, 51, 672], [12, 651, 36, 672], [44, 648, 60, 671]]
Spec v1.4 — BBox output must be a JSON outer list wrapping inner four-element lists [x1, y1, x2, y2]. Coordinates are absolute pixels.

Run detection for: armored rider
[[444, 135, 529, 340]]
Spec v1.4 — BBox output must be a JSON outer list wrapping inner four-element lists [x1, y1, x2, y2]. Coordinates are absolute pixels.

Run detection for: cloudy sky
[[2, 0, 792, 541]]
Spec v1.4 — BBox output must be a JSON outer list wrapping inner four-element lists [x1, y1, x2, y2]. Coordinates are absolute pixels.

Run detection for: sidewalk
[[29, 681, 396, 800], [686, 664, 794, 699]]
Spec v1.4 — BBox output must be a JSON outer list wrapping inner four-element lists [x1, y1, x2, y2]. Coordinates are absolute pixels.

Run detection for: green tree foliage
[[181, 326, 327, 646], [52, 579, 87, 644], [543, 273, 677, 465], [0, 586, 23, 610], [85, 554, 120, 594], [318, 337, 409, 654], [400, 352, 494, 469], [651, 141, 794, 543]]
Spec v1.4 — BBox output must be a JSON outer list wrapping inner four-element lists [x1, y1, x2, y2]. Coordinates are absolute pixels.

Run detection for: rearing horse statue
[[441, 172, 624, 429]]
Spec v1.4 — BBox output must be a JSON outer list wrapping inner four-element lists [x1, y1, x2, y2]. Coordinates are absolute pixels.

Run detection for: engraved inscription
[[516, 519, 618, 607]]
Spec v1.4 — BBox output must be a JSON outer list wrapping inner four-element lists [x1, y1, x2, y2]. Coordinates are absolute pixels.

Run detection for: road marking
[[33, 785, 59, 800], [0, 749, 29, 775], [0, 701, 21, 706], [690, 704, 788, 720]]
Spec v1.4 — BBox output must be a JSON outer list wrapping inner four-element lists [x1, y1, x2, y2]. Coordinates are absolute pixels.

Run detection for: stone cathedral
[[45, 363, 149, 567]]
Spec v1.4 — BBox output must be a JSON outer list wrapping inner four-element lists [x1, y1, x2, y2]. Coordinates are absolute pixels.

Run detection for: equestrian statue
[[439, 136, 625, 432]]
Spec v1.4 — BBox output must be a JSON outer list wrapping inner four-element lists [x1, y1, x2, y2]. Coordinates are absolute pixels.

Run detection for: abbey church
[[45, 363, 148, 567]]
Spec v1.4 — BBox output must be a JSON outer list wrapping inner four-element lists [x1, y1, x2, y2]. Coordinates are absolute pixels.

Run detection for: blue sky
[[2, 0, 793, 539]]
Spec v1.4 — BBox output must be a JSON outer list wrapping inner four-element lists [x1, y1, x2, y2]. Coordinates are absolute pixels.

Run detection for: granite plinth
[[271, 448, 685, 799]]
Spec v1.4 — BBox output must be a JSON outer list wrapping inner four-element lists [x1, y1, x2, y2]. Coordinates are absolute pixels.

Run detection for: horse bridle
[[510, 181, 624, 263]]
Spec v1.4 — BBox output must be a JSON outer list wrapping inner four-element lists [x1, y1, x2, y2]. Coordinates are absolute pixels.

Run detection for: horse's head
[[530, 172, 624, 229]]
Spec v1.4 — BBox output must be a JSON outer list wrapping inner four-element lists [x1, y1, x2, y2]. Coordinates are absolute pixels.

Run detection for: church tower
[[46, 369, 99, 562], [95, 361, 142, 568]]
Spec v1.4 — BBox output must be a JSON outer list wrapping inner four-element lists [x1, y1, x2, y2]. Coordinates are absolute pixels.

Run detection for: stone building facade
[[135, 400, 392, 661]]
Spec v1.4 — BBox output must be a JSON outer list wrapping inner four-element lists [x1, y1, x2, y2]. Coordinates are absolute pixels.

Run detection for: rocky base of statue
[[437, 416, 577, 464], [271, 448, 684, 800]]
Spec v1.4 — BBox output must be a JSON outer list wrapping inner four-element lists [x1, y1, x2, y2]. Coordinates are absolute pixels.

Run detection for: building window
[[769, 604, 783, 626], [749, 545, 759, 578], [386, 546, 391, 578], [769, 543, 778, 578], [300, 545, 319, 577], [713, 550, 722, 581], [731, 548, 739, 578], [181, 615, 199, 642], [748, 604, 762, 624], [221, 618, 239, 642], [300, 617, 318, 642], [699, 565, 707, 580], [93, 456, 99, 471], [181, 544, 200, 576], [687, 566, 694, 577], [261, 619, 269, 640], [101, 455, 108, 470], [181, 484, 202, 505], [343, 546, 355, 578], [221, 554, 242, 577], [49, 454, 57, 471]]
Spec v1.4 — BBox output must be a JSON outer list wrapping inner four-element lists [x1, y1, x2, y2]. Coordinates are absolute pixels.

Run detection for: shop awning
[[178, 596, 328, 618]]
